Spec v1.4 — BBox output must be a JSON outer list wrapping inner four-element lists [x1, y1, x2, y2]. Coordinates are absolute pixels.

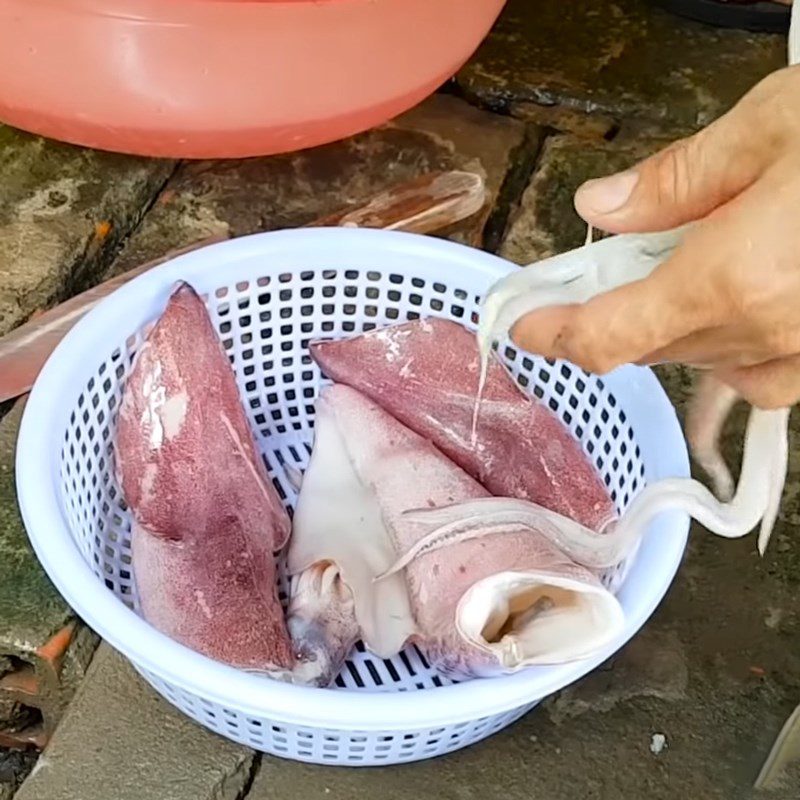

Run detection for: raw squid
[[285, 385, 416, 687], [310, 318, 615, 531], [287, 384, 624, 683], [116, 283, 294, 676], [468, 226, 790, 559]]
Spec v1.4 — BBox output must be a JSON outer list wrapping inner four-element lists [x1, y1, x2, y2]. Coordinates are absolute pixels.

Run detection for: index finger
[[510, 253, 720, 374]]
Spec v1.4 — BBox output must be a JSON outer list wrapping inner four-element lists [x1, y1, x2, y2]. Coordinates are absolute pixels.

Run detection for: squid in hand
[[417, 226, 791, 569]]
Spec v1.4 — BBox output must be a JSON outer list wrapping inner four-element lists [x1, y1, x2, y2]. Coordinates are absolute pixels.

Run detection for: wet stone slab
[[0, 126, 173, 337], [109, 94, 529, 277], [0, 405, 68, 652], [500, 132, 673, 264], [0, 402, 97, 746], [457, 0, 787, 131], [14, 645, 254, 800]]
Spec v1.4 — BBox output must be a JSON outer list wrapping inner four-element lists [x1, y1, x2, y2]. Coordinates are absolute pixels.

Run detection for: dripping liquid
[[470, 343, 490, 448], [471, 222, 592, 448]]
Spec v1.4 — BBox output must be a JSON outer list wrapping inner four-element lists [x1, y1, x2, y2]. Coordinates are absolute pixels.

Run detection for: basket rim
[[16, 228, 690, 730]]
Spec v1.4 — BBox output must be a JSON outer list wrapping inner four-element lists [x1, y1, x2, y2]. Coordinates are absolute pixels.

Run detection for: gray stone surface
[[14, 645, 254, 800], [458, 0, 786, 130], [500, 132, 673, 264], [0, 749, 36, 800], [509, 102, 620, 140], [0, 402, 70, 654], [545, 629, 689, 724], [0, 401, 97, 745], [0, 126, 173, 336], [109, 94, 528, 277]]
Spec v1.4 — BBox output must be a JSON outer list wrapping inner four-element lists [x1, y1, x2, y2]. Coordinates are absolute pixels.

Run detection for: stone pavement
[[499, 133, 673, 264], [456, 0, 786, 129], [0, 403, 96, 755], [108, 93, 526, 276], [14, 645, 254, 800], [1, 1, 798, 798], [0, 128, 173, 338]]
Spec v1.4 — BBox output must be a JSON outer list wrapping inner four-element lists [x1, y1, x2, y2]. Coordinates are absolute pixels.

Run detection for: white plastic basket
[[16, 229, 690, 766]]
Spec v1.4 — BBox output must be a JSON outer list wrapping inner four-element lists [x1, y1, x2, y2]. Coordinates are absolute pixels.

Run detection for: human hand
[[510, 66, 800, 409]]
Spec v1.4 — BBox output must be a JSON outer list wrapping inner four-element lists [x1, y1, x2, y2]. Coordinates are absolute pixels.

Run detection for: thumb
[[574, 112, 768, 234]]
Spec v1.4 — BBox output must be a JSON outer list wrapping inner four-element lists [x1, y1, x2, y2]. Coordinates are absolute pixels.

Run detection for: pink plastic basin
[[0, 0, 505, 158]]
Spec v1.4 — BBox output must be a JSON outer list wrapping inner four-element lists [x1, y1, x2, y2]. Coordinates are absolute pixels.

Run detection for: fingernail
[[576, 170, 639, 216]]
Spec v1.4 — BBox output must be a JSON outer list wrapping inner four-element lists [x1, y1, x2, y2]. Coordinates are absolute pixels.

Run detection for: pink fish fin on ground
[[309, 170, 486, 234], [117, 282, 293, 674], [685, 373, 738, 501], [286, 387, 416, 685]]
